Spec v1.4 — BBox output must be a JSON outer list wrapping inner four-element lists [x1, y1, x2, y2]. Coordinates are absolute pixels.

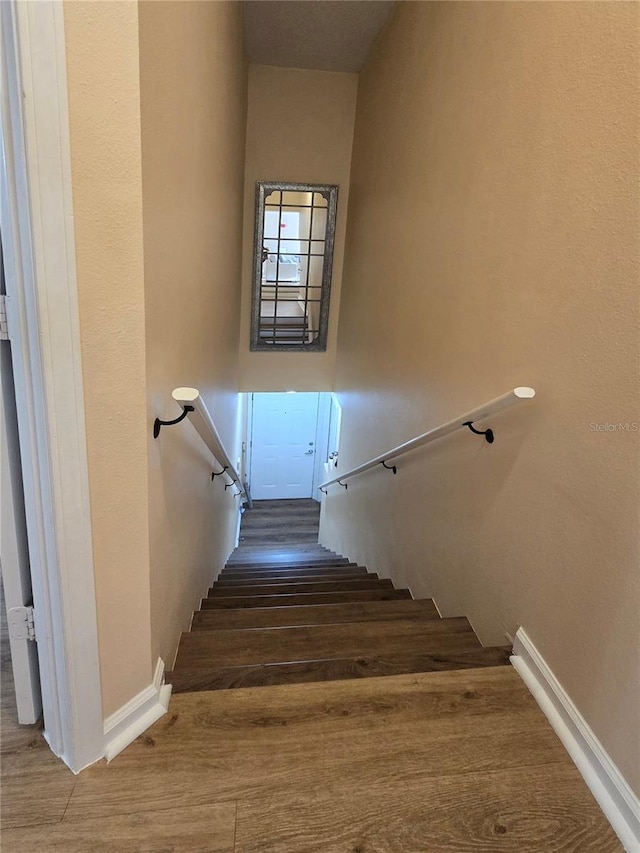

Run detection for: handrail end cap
[[514, 386, 535, 399], [172, 387, 199, 403]]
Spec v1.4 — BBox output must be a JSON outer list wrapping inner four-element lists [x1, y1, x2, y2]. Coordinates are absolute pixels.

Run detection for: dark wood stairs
[[166, 544, 511, 694]]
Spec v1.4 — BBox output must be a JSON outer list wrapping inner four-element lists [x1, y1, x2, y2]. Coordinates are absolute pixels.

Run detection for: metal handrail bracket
[[166, 387, 246, 499], [319, 386, 535, 491]]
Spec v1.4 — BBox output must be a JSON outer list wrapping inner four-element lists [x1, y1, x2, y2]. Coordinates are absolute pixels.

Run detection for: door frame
[[1, 1, 104, 772], [312, 393, 332, 501]]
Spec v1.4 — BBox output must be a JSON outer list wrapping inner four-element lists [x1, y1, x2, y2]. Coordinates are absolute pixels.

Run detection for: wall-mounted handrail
[[161, 387, 246, 500], [319, 387, 535, 491]]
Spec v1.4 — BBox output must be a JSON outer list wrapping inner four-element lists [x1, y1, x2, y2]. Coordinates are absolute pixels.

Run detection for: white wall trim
[[103, 658, 172, 763], [1, 0, 104, 772], [511, 628, 640, 852]]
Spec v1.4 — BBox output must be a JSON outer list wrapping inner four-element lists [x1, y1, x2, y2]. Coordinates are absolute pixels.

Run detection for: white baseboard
[[511, 628, 640, 852], [103, 658, 172, 763]]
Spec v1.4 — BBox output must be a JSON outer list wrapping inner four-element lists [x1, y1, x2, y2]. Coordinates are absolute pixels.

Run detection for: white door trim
[[312, 393, 331, 501], [246, 392, 255, 492], [1, 0, 104, 772]]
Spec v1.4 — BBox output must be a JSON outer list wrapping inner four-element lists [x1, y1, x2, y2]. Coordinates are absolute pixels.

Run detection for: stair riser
[[200, 589, 413, 609], [167, 647, 513, 692], [213, 573, 376, 587], [220, 567, 367, 578], [191, 599, 439, 631], [231, 542, 330, 548], [226, 560, 354, 570], [175, 631, 480, 670], [174, 618, 478, 669], [207, 579, 393, 597]]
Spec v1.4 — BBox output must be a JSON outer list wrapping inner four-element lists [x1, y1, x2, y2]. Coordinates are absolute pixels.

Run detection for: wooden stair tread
[[226, 559, 354, 570], [167, 646, 513, 692], [200, 588, 413, 609], [213, 572, 376, 587], [220, 566, 367, 578], [73, 667, 618, 852], [231, 545, 330, 552], [229, 546, 334, 557], [207, 578, 393, 597], [173, 617, 480, 669], [227, 550, 347, 558], [227, 546, 342, 559], [191, 598, 439, 630]]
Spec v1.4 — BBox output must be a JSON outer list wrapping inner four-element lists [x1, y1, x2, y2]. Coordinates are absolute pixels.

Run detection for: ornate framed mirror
[[251, 181, 338, 352]]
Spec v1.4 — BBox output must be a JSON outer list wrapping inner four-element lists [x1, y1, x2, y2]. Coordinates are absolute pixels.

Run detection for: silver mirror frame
[[250, 181, 339, 352]]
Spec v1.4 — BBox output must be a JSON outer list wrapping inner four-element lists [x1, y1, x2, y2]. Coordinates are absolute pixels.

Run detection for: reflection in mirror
[[251, 182, 338, 351]]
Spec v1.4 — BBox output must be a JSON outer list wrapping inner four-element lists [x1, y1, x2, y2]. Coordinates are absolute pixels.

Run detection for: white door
[[250, 393, 320, 499], [0, 312, 42, 724]]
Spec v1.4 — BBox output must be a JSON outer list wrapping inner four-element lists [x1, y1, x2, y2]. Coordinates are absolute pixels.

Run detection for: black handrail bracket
[[462, 420, 495, 444], [153, 405, 194, 439]]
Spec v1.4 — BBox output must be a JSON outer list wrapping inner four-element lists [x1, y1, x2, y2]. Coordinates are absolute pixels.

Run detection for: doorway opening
[[245, 392, 341, 502]]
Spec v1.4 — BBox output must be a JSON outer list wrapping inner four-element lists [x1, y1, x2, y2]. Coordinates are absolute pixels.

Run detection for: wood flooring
[[1, 669, 622, 851], [0, 500, 622, 851], [237, 498, 320, 545]]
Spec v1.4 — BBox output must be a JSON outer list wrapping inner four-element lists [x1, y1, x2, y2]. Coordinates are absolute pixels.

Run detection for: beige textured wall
[[139, 0, 247, 671], [238, 65, 358, 391], [64, 1, 152, 716], [65, 0, 247, 715], [321, 1, 640, 792]]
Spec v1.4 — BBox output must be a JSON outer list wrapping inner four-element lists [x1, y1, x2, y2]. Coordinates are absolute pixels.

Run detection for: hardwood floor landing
[[2, 803, 237, 852], [2, 668, 621, 851], [237, 498, 321, 545], [234, 762, 616, 853]]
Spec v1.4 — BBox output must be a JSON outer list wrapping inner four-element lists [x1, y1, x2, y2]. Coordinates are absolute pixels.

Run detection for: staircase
[[167, 530, 511, 694], [157, 508, 622, 850], [259, 301, 309, 345]]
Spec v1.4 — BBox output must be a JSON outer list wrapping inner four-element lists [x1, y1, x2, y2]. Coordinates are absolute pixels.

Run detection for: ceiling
[[243, 1, 395, 74]]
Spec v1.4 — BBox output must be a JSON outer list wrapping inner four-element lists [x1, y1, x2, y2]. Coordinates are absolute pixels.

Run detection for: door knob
[[305, 449, 314, 455]]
